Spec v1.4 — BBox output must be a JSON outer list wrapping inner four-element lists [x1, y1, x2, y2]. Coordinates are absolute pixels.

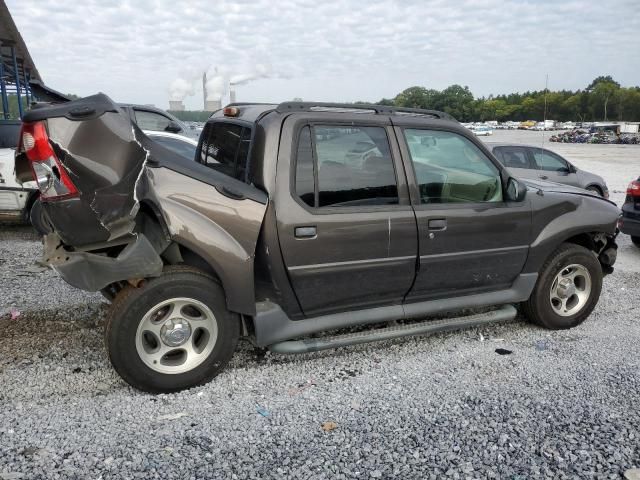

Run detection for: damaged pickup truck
[[15, 96, 619, 393]]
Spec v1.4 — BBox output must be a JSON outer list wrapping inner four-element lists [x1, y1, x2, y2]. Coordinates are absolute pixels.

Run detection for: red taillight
[[627, 180, 640, 198], [20, 122, 79, 201]]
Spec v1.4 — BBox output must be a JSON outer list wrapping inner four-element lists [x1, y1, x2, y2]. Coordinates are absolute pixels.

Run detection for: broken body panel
[[20, 94, 267, 316]]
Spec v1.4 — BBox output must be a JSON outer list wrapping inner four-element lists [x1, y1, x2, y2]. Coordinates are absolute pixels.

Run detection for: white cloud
[[7, 0, 640, 109]]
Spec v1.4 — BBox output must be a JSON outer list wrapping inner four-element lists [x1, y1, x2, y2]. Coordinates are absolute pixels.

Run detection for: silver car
[[486, 143, 608, 197]]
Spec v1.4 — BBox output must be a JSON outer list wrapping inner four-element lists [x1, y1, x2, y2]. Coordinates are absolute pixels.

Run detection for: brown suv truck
[[15, 95, 619, 393]]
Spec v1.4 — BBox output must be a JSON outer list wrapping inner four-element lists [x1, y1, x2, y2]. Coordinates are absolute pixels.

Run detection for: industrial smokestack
[[229, 86, 236, 104], [202, 72, 207, 110], [169, 100, 185, 111]]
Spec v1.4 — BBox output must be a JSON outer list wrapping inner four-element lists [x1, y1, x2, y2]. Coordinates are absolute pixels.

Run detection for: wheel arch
[[135, 197, 261, 317], [585, 184, 603, 196]]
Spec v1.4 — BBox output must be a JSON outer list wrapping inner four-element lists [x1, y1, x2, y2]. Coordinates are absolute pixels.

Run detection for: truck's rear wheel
[[105, 266, 239, 393], [522, 243, 602, 329], [632, 236, 640, 248]]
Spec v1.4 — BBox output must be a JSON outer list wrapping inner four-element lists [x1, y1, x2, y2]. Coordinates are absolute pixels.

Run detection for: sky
[[7, 0, 640, 110]]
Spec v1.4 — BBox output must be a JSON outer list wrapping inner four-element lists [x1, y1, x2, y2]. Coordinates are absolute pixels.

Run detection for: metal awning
[[0, 1, 41, 118]]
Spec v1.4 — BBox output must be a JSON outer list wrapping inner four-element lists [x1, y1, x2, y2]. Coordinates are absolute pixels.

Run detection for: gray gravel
[[1, 133, 640, 479]]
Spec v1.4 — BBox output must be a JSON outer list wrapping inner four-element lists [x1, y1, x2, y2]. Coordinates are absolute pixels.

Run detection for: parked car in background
[[486, 143, 609, 197], [619, 177, 640, 247], [118, 104, 198, 139], [144, 131, 197, 160], [0, 120, 42, 228], [472, 125, 493, 136], [16, 96, 619, 392]]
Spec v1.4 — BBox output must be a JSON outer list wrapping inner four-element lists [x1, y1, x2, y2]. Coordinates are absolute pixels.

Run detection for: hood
[[520, 177, 616, 205]]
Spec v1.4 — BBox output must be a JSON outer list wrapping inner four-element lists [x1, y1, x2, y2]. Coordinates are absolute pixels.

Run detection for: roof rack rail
[[226, 102, 276, 107], [275, 101, 455, 121]]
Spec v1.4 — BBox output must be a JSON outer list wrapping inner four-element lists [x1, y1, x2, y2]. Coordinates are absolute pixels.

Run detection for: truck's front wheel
[[522, 243, 603, 330], [105, 266, 239, 393]]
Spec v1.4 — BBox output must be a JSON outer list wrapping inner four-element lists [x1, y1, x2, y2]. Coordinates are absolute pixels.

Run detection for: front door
[[528, 147, 581, 187], [275, 116, 418, 317], [396, 126, 531, 302]]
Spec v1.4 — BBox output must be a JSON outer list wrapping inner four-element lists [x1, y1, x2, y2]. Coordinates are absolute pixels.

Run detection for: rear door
[[527, 147, 581, 187], [492, 145, 536, 180], [395, 123, 531, 302], [275, 114, 418, 317]]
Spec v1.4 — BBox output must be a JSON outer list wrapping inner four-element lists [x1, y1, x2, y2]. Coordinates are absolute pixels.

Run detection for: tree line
[[371, 76, 640, 123]]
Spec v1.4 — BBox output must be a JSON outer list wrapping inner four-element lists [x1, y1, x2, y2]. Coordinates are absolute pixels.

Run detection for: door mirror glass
[[506, 177, 527, 202], [165, 121, 182, 134]]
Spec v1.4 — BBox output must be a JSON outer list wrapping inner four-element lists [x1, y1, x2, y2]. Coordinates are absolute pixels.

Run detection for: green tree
[[437, 84, 474, 121], [394, 87, 440, 109], [591, 81, 619, 120], [586, 76, 620, 91]]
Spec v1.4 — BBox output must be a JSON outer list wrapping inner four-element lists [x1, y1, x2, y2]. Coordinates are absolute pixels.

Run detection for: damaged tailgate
[[18, 93, 149, 245]]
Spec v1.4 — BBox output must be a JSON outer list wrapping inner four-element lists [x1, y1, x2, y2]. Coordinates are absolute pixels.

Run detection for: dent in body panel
[[144, 167, 267, 315], [45, 112, 148, 242]]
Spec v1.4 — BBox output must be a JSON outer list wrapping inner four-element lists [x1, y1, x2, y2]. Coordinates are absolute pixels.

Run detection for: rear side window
[[493, 146, 532, 169], [135, 110, 173, 132], [199, 122, 252, 182], [295, 125, 398, 208], [0, 122, 20, 148]]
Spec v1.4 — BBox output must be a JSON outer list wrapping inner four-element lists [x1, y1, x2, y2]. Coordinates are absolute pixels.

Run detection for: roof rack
[[275, 102, 455, 121]]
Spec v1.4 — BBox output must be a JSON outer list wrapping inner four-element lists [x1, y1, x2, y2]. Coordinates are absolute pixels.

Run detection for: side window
[[294, 125, 398, 208], [403, 129, 503, 204], [494, 146, 531, 169], [198, 122, 252, 182], [531, 149, 568, 172], [135, 110, 173, 132]]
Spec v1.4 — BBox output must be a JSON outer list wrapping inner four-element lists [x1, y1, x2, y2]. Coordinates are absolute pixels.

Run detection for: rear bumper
[[620, 216, 640, 237], [43, 232, 163, 291], [0, 187, 29, 215], [620, 203, 640, 237]]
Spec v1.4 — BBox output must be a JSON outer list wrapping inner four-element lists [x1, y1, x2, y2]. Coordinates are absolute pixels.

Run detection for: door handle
[[295, 226, 317, 239], [539, 175, 548, 180], [427, 218, 447, 231]]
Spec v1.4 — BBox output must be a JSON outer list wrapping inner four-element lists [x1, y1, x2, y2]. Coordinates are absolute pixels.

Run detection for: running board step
[[268, 304, 517, 354]]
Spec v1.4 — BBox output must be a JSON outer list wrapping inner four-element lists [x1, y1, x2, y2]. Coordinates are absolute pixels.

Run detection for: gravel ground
[[1, 131, 639, 479]]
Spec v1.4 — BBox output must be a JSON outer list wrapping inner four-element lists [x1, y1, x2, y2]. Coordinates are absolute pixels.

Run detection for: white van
[[0, 120, 38, 224]]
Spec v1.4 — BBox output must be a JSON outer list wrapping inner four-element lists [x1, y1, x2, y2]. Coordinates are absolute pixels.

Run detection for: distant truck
[[0, 120, 41, 227]]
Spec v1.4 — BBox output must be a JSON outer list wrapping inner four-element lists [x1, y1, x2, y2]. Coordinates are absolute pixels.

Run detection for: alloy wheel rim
[[549, 264, 592, 317], [135, 297, 218, 374]]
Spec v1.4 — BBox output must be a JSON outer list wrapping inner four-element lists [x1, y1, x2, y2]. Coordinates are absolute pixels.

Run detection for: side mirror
[[165, 121, 182, 134], [506, 177, 527, 202]]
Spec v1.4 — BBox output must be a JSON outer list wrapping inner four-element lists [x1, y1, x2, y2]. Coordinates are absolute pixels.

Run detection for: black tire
[[632, 236, 640, 248], [28, 197, 52, 235], [586, 186, 603, 197], [105, 266, 240, 393], [522, 243, 603, 330]]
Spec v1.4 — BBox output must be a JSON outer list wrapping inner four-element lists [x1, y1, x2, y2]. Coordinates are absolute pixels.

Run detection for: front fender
[[523, 192, 619, 273]]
